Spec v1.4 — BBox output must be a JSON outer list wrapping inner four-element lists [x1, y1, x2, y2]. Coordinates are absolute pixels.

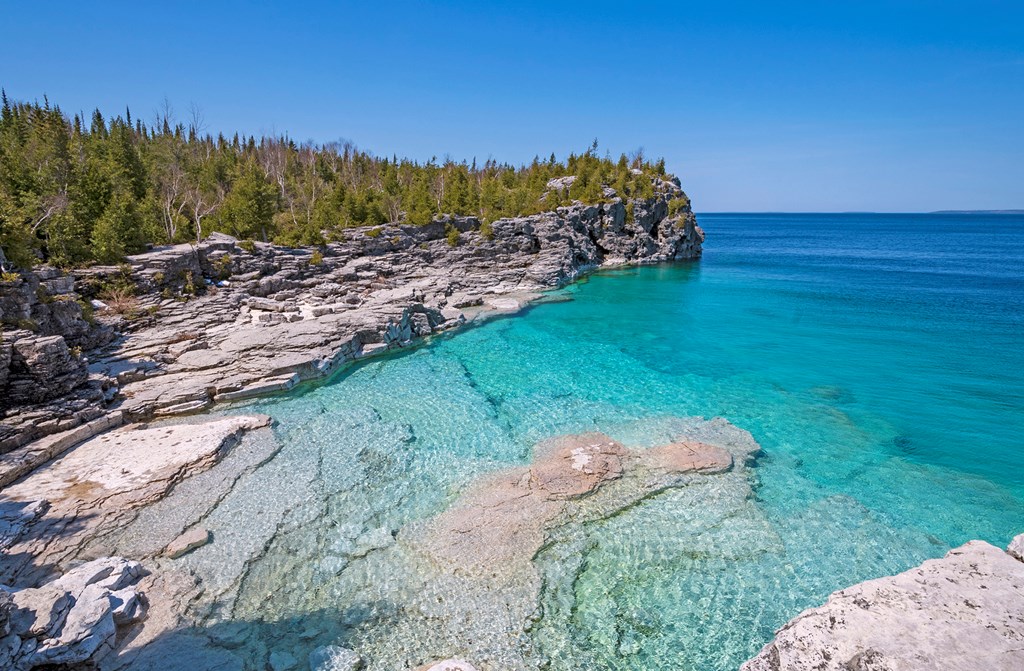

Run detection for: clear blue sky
[[2, 1, 1021, 212]]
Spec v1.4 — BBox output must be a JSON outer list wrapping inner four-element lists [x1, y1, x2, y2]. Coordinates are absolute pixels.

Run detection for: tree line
[[0, 92, 670, 268]]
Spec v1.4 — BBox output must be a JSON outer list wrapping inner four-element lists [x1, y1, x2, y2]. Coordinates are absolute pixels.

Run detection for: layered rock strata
[[1, 183, 702, 477]]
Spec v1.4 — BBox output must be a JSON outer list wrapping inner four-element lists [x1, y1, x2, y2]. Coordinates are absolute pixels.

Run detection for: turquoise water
[[221, 213, 1024, 670]]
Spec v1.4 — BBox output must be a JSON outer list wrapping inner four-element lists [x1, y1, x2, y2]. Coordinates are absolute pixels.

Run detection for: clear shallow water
[[212, 213, 1024, 670]]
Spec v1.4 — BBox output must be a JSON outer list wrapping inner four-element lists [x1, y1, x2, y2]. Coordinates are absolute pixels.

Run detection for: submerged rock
[[413, 430, 753, 576], [309, 645, 363, 671], [741, 537, 1024, 671], [165, 526, 211, 559], [414, 660, 479, 671]]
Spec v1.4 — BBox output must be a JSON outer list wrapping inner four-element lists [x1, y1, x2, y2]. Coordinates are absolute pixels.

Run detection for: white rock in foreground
[[741, 537, 1024, 671], [1, 557, 147, 670]]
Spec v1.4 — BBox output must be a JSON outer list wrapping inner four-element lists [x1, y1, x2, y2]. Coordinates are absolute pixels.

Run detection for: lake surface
[[214, 213, 1024, 670]]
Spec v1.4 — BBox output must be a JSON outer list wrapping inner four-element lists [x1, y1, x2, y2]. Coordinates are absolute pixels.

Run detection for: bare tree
[[258, 138, 296, 226], [188, 102, 206, 137]]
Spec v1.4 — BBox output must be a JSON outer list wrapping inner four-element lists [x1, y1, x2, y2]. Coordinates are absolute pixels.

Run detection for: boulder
[[414, 660, 479, 671], [1007, 532, 1024, 562]]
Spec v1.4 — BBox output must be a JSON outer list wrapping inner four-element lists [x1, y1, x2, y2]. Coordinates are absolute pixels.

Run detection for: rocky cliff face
[[0, 269, 116, 450], [0, 182, 701, 475]]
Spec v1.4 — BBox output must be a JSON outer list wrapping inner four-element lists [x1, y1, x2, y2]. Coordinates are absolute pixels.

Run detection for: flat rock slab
[[413, 431, 739, 576], [741, 539, 1024, 671], [645, 439, 733, 474], [165, 526, 211, 559], [0, 414, 271, 586], [530, 432, 628, 498], [3, 415, 271, 506]]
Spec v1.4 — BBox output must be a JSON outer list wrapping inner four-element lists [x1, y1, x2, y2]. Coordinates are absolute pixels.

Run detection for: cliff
[[0, 179, 701, 483]]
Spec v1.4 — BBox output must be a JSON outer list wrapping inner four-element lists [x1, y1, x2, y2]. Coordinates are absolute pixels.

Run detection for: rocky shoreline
[[2, 177, 1022, 670], [1, 178, 702, 485]]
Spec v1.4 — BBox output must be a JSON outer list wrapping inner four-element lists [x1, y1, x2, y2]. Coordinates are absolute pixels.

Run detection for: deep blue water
[[226, 213, 1024, 670]]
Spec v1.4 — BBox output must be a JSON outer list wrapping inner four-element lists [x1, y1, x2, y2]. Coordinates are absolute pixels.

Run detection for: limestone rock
[[0, 415, 271, 586], [1, 557, 147, 671], [1007, 532, 1024, 562], [530, 433, 628, 499], [645, 440, 733, 474], [741, 540, 1024, 671], [309, 645, 363, 671], [269, 649, 299, 671], [414, 660, 479, 671], [165, 526, 211, 559], [413, 428, 738, 577]]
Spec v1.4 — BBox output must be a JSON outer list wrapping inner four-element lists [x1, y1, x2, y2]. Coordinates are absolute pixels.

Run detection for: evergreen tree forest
[[0, 93, 671, 269]]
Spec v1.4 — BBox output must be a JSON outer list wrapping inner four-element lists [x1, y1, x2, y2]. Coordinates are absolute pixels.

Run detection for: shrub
[[445, 224, 461, 247], [1, 271, 21, 283], [310, 250, 324, 266], [79, 300, 96, 325], [239, 239, 256, 253], [99, 285, 139, 316], [668, 196, 690, 216], [480, 220, 494, 241], [214, 253, 234, 278], [366, 227, 383, 238], [181, 270, 197, 296]]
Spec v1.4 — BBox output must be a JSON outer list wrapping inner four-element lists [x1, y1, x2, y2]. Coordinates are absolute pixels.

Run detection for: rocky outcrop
[[0, 556, 148, 670], [0, 267, 116, 455], [741, 533, 1024, 671], [0, 182, 700, 468]]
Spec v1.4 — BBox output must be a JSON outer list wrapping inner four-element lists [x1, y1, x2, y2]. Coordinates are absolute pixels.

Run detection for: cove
[[159, 213, 1022, 670]]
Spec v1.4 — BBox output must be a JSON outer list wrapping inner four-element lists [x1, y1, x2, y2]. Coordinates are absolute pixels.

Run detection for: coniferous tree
[[0, 92, 674, 268]]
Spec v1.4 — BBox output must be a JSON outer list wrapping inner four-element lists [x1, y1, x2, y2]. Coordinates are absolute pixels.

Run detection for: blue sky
[[2, 1, 1021, 211]]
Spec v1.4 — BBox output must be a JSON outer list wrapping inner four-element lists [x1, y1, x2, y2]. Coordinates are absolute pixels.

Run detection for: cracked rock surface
[[0, 556, 148, 671]]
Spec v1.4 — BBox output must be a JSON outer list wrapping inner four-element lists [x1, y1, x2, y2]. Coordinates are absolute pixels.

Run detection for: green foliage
[[309, 249, 323, 266], [238, 239, 256, 253], [365, 226, 383, 238], [668, 196, 691, 216], [213, 253, 233, 278], [215, 163, 277, 241], [480, 220, 494, 240], [445, 223, 460, 247], [1, 270, 20, 283], [0, 93, 675, 268], [78, 299, 95, 324]]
